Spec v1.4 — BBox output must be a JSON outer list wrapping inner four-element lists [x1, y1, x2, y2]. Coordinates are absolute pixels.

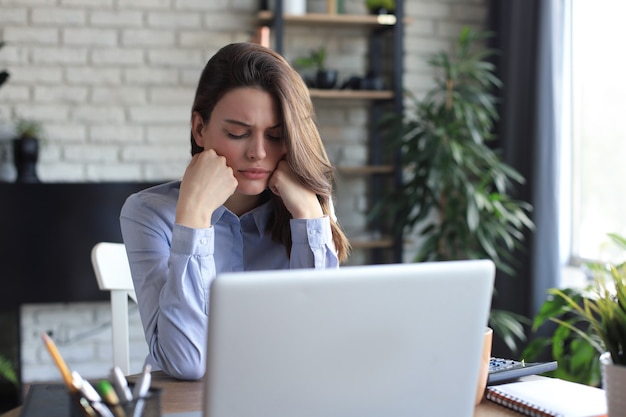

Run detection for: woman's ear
[[191, 112, 206, 148]]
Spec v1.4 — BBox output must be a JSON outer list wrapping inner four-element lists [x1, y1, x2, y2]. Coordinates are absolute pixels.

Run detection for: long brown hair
[[190, 42, 350, 262]]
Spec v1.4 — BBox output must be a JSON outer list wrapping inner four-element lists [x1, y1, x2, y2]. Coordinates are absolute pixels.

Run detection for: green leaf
[[0, 355, 17, 386], [489, 309, 528, 353], [521, 337, 552, 361]]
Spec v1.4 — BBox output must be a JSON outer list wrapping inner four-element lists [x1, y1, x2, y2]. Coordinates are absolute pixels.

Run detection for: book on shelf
[[485, 377, 607, 417]]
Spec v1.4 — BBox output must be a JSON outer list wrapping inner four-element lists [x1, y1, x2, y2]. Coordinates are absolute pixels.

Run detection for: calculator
[[487, 357, 558, 384]]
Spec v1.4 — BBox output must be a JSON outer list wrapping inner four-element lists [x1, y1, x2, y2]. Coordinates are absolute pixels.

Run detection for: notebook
[[202, 259, 495, 417], [485, 377, 607, 417]]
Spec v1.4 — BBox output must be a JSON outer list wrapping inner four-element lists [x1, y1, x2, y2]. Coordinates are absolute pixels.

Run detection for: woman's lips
[[239, 168, 271, 180]]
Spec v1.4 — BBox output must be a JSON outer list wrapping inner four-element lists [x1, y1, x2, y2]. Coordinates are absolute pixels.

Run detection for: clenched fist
[[176, 149, 238, 228]]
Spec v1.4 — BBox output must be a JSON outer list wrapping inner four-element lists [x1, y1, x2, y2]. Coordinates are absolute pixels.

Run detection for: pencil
[[40, 331, 77, 393]]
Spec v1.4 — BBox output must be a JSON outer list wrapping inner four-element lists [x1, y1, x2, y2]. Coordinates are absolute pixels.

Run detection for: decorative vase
[[269, 0, 307, 15], [601, 352, 626, 417], [12, 135, 40, 183], [315, 69, 338, 89]]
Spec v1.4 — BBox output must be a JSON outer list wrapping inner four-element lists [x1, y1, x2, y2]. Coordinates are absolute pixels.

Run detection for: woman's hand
[[268, 160, 324, 219], [176, 149, 238, 228]]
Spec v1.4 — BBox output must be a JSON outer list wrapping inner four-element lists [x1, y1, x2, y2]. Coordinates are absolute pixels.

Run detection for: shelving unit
[[258, 1, 405, 263], [257, 10, 397, 26], [336, 165, 394, 175], [308, 89, 394, 100]]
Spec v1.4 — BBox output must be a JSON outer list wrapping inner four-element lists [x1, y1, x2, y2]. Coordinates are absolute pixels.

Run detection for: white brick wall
[[21, 302, 148, 382], [0, 0, 487, 383]]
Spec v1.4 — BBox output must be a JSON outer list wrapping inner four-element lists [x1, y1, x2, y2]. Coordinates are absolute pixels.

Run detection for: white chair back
[[91, 242, 137, 375]]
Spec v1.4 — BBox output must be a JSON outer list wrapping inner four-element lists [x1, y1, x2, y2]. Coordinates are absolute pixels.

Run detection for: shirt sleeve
[[120, 193, 213, 380], [289, 216, 339, 269]]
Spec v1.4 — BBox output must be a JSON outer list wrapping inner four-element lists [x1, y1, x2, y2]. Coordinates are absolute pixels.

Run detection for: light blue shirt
[[120, 181, 339, 380]]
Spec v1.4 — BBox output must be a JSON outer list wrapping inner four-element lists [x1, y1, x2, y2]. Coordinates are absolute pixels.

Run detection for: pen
[[40, 332, 77, 393], [109, 366, 133, 403], [132, 364, 152, 399], [79, 397, 98, 417], [72, 371, 102, 402], [131, 364, 152, 417], [97, 380, 127, 417], [72, 371, 115, 417]]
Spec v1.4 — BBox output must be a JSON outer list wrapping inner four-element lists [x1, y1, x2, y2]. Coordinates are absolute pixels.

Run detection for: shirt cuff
[[290, 216, 332, 248], [171, 223, 213, 256]]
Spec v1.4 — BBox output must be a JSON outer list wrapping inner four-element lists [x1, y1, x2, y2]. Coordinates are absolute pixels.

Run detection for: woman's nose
[[247, 135, 267, 160]]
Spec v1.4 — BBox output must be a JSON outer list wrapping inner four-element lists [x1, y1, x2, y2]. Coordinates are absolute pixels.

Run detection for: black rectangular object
[[0, 182, 158, 309], [488, 357, 558, 385]]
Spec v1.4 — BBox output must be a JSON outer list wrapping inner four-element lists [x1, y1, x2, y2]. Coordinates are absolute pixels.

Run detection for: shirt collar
[[210, 205, 228, 225], [242, 200, 273, 238], [211, 197, 273, 238]]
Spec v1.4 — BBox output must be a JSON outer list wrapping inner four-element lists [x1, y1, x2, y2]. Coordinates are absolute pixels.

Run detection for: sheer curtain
[[532, 0, 572, 313], [487, 0, 571, 356]]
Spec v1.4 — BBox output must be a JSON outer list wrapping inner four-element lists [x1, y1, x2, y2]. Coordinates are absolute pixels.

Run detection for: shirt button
[[309, 229, 319, 236], [200, 237, 207, 245]]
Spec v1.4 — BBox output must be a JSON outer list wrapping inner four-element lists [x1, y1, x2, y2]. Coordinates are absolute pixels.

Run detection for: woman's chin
[[236, 183, 269, 197]]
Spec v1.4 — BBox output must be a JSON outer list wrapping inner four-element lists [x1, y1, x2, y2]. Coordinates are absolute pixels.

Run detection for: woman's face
[[193, 87, 286, 197]]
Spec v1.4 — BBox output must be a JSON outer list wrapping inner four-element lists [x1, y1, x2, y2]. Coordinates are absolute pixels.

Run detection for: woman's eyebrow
[[224, 119, 282, 129], [224, 119, 250, 127]]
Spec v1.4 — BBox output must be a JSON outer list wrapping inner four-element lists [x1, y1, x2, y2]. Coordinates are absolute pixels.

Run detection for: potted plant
[[12, 117, 43, 183], [522, 289, 603, 386], [525, 233, 626, 416], [365, 0, 395, 15], [375, 27, 534, 352], [293, 47, 338, 89]]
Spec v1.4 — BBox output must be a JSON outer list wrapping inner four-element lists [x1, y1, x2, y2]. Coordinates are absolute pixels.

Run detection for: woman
[[120, 42, 350, 380]]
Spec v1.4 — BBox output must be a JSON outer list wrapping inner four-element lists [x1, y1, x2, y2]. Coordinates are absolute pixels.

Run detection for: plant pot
[[601, 352, 626, 417], [12, 135, 40, 183], [269, 0, 306, 15], [367, 7, 394, 15], [315, 69, 338, 89]]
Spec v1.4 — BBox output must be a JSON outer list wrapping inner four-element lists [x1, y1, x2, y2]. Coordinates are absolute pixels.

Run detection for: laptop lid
[[203, 259, 495, 417]]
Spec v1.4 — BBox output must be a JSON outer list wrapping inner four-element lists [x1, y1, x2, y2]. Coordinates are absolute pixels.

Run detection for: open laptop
[[198, 259, 495, 417]]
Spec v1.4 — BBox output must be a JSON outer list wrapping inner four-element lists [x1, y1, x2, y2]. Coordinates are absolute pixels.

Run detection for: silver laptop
[[202, 260, 495, 417]]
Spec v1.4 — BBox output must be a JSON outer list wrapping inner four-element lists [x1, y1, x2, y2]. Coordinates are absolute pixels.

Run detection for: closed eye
[[266, 127, 282, 142], [226, 131, 248, 139]]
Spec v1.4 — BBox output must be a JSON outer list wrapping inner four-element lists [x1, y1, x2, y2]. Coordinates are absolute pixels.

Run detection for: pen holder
[[71, 387, 162, 417]]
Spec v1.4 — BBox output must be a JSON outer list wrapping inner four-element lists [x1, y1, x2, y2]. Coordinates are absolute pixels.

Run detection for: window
[[570, 0, 626, 264]]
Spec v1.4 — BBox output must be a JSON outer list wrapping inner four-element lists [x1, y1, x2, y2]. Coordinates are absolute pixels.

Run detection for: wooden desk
[[127, 371, 203, 414], [0, 371, 520, 417]]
